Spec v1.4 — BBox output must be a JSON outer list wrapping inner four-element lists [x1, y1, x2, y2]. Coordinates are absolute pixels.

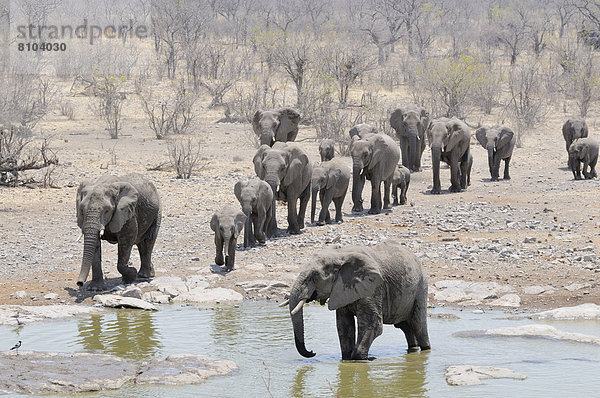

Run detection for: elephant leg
[[400, 137, 409, 168], [400, 181, 408, 205], [255, 211, 266, 244], [319, 189, 335, 226], [287, 195, 300, 234], [225, 236, 236, 272], [117, 242, 137, 284], [368, 178, 382, 214], [88, 240, 105, 291], [590, 159, 598, 178], [410, 287, 431, 351], [296, 184, 310, 231], [449, 159, 461, 192], [214, 234, 224, 265], [392, 183, 398, 206], [503, 157, 511, 180], [249, 214, 259, 246], [138, 219, 159, 279], [383, 178, 392, 209], [459, 160, 468, 190], [395, 321, 419, 352], [573, 161, 582, 180], [336, 307, 356, 360], [333, 195, 345, 223], [268, 199, 278, 237], [353, 302, 383, 360]]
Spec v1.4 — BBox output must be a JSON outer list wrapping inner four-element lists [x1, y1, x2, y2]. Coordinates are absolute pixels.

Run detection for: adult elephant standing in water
[[253, 142, 312, 235], [390, 105, 430, 172], [428, 117, 471, 194], [350, 133, 400, 214], [75, 174, 161, 291]]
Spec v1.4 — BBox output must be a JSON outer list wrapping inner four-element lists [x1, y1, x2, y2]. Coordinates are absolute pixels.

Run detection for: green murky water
[[1, 302, 599, 397]]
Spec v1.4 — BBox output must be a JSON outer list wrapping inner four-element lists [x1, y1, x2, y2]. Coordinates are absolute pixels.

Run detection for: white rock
[[0, 305, 102, 325], [445, 365, 526, 386], [489, 294, 521, 307], [121, 286, 143, 299], [434, 287, 469, 303], [44, 293, 59, 300], [150, 276, 188, 297], [173, 287, 243, 304], [530, 303, 600, 320], [93, 295, 157, 311], [523, 286, 546, 295], [245, 263, 266, 271], [185, 275, 209, 290], [136, 354, 238, 385], [564, 283, 587, 292], [14, 291, 27, 299], [482, 324, 600, 345], [142, 291, 171, 304], [235, 280, 269, 290]]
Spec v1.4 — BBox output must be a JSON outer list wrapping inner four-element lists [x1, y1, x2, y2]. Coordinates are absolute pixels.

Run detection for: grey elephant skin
[[287, 240, 430, 360], [210, 205, 246, 272], [428, 117, 471, 194], [76, 173, 161, 291], [476, 125, 516, 181], [234, 177, 273, 248], [319, 139, 335, 162], [390, 105, 430, 172], [569, 137, 598, 180], [252, 107, 301, 146], [311, 159, 350, 225], [392, 164, 411, 205], [350, 131, 401, 214], [253, 142, 312, 234], [348, 123, 378, 140], [562, 117, 588, 166]]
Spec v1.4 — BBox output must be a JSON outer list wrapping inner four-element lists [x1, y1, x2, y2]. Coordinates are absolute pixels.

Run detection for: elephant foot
[[368, 208, 381, 215], [407, 346, 420, 353], [316, 220, 326, 226], [400, 200, 406, 205], [85, 280, 106, 291], [335, 218, 344, 223], [352, 204, 363, 213], [448, 185, 461, 193], [491, 177, 499, 182], [503, 175, 511, 180], [215, 254, 224, 266], [288, 228, 301, 235], [430, 187, 441, 194], [383, 204, 392, 210]]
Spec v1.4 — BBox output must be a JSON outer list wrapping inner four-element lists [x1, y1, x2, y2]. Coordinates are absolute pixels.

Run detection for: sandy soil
[[0, 85, 598, 311]]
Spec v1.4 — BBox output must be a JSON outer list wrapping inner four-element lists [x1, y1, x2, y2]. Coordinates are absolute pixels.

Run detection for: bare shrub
[[225, 75, 279, 123], [0, 73, 55, 129], [558, 48, 600, 117], [92, 74, 126, 139], [59, 101, 75, 120], [0, 127, 58, 184], [140, 81, 197, 139], [167, 137, 203, 179]]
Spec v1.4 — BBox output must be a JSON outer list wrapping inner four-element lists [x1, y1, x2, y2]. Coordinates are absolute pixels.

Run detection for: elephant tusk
[[291, 299, 306, 315], [99, 228, 105, 237], [279, 299, 290, 307], [76, 233, 83, 242]]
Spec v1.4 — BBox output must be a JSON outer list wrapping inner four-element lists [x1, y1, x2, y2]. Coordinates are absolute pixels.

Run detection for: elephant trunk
[[487, 145, 495, 177], [289, 284, 316, 358], [352, 164, 364, 212], [265, 177, 279, 235], [431, 146, 441, 193], [311, 186, 319, 224], [78, 212, 102, 287], [407, 125, 418, 171], [260, 130, 274, 146]]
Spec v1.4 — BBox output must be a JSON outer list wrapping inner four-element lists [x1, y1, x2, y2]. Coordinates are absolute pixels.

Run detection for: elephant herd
[[73, 106, 598, 361]]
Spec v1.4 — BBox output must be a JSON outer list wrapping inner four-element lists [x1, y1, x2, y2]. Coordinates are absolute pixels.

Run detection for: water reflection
[[211, 306, 242, 347], [334, 352, 429, 397], [290, 364, 315, 397], [77, 310, 162, 360]]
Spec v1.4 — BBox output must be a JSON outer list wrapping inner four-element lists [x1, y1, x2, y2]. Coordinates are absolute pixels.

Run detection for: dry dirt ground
[[0, 85, 599, 311]]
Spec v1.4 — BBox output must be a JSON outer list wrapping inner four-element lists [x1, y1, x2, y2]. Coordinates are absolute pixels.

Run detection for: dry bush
[[0, 127, 58, 184], [167, 137, 204, 179], [0, 73, 55, 129], [92, 74, 126, 139], [59, 101, 75, 120], [140, 81, 197, 139]]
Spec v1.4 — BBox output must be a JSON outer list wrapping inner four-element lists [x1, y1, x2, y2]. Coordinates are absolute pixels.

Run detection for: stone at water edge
[[93, 294, 157, 311], [529, 303, 600, 320], [121, 286, 143, 299], [489, 294, 521, 307], [445, 365, 527, 386], [457, 324, 600, 346], [136, 354, 238, 385], [172, 287, 243, 304], [0, 305, 102, 325]]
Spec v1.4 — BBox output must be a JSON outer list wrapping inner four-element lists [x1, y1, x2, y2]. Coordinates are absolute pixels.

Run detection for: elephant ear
[[108, 181, 138, 233], [496, 127, 514, 149], [348, 125, 361, 140], [368, 135, 389, 169], [253, 145, 270, 179], [326, 166, 341, 190], [234, 180, 243, 202], [233, 212, 247, 238], [76, 180, 90, 229], [328, 253, 383, 310], [252, 110, 263, 136], [276, 108, 301, 142], [419, 107, 430, 131], [475, 127, 488, 148], [210, 213, 219, 232], [283, 151, 309, 187], [445, 121, 465, 153], [390, 108, 405, 137]]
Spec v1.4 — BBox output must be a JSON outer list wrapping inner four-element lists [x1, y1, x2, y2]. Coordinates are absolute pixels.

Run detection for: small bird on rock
[[10, 340, 21, 354]]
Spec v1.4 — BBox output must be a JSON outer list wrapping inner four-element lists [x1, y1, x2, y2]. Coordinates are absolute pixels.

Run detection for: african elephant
[[390, 105, 430, 172], [285, 240, 430, 360], [234, 177, 273, 248], [475, 125, 516, 181], [75, 173, 161, 291], [252, 107, 301, 146], [349, 123, 378, 140], [563, 117, 588, 166], [319, 139, 335, 162], [253, 142, 312, 234], [569, 137, 598, 180], [392, 164, 411, 206], [311, 159, 350, 225], [351, 133, 400, 214], [428, 117, 471, 194], [210, 205, 246, 272]]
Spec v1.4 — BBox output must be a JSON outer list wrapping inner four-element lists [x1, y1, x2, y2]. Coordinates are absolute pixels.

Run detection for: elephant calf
[[563, 117, 588, 167], [210, 205, 246, 272], [285, 240, 430, 360], [428, 117, 471, 194], [392, 164, 411, 205], [319, 139, 335, 162], [234, 177, 273, 248], [569, 137, 598, 180], [476, 125, 516, 181], [311, 159, 350, 225]]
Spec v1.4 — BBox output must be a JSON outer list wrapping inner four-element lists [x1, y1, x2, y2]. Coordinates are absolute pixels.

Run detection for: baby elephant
[[234, 177, 273, 247], [569, 137, 598, 180], [319, 139, 335, 162], [210, 205, 247, 272], [311, 159, 350, 225], [392, 165, 411, 205]]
